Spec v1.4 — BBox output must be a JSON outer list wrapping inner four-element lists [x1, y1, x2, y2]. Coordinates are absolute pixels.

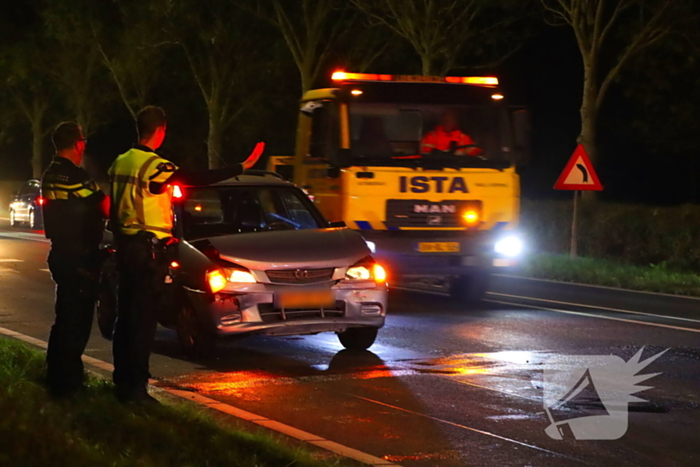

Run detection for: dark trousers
[[112, 233, 169, 394], [46, 248, 100, 395]]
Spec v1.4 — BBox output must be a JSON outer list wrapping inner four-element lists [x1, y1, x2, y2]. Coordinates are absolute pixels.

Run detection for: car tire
[[449, 272, 490, 304], [28, 208, 37, 230], [176, 301, 217, 358], [9, 209, 17, 227], [337, 327, 378, 351], [96, 279, 117, 341]]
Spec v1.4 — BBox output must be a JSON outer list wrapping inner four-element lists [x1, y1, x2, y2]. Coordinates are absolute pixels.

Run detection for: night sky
[[0, 4, 696, 206]]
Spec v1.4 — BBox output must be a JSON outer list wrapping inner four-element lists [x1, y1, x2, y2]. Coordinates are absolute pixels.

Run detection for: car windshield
[[180, 185, 326, 240], [349, 102, 510, 169]]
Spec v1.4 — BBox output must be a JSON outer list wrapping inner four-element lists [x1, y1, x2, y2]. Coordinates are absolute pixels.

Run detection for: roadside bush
[[521, 200, 700, 272]]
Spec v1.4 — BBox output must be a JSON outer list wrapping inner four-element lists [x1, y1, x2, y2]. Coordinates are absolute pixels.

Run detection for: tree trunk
[[420, 54, 434, 76], [579, 64, 600, 201], [300, 62, 314, 95], [31, 120, 44, 178], [207, 114, 223, 169]]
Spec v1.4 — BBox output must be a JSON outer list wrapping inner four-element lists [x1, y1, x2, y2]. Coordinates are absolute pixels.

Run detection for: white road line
[[351, 395, 568, 458], [493, 273, 700, 301], [394, 285, 700, 332], [39, 269, 50, 272], [485, 299, 700, 334], [0, 325, 399, 467], [0, 259, 24, 263], [487, 291, 700, 324]]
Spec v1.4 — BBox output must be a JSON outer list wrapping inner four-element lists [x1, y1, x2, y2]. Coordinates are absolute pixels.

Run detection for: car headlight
[[345, 260, 387, 283], [207, 267, 256, 292], [365, 240, 376, 254], [494, 236, 523, 257]]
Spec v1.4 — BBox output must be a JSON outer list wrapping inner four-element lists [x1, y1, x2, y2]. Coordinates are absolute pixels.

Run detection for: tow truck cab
[[269, 72, 530, 302]]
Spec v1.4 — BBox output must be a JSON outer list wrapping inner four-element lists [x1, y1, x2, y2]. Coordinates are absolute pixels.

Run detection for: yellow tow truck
[[269, 72, 530, 302]]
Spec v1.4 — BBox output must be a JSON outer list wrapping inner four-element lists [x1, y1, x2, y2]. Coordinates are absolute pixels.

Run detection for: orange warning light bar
[[332, 71, 498, 87]]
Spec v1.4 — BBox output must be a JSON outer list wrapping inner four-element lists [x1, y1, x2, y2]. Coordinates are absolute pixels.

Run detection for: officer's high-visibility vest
[[109, 147, 178, 239]]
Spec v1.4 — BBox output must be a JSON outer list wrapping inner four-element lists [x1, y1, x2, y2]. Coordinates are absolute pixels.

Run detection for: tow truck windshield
[[341, 82, 512, 169], [180, 186, 325, 240]]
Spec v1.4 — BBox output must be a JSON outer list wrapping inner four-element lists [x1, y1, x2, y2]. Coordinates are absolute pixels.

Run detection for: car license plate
[[276, 290, 335, 309], [417, 242, 460, 253]]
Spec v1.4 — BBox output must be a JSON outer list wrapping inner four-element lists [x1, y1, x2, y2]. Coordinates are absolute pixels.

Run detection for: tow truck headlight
[[494, 236, 523, 257], [462, 210, 480, 226]]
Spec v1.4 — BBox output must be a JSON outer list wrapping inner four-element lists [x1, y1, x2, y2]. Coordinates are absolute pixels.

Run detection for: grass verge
[[517, 253, 700, 297], [0, 336, 346, 467]]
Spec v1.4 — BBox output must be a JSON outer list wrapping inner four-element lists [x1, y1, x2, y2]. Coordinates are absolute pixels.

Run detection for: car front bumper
[[185, 281, 388, 338]]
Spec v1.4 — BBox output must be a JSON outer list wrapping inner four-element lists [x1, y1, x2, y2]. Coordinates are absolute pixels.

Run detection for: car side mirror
[[328, 220, 346, 228], [511, 108, 531, 165]]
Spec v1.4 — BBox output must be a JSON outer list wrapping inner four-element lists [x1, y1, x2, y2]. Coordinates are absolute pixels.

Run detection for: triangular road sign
[[554, 144, 603, 191]]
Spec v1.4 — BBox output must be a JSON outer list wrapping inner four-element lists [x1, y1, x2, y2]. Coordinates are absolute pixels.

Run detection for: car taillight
[[172, 185, 184, 199], [37, 197, 46, 206]]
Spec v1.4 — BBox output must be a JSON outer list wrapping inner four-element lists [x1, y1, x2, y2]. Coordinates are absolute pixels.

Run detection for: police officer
[[42, 122, 109, 397], [109, 106, 263, 403]]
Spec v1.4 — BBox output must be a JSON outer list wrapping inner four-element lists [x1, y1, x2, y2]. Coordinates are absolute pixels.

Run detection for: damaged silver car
[[97, 173, 388, 357]]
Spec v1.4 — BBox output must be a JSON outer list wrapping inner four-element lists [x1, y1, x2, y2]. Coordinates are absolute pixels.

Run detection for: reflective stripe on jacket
[[108, 147, 178, 239]]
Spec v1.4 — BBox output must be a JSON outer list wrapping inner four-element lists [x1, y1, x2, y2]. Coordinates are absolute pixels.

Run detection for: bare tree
[[541, 0, 695, 172], [90, 2, 170, 120], [43, 0, 111, 136], [166, 0, 267, 168], [1, 40, 58, 178], [241, 0, 354, 94], [350, 0, 529, 76]]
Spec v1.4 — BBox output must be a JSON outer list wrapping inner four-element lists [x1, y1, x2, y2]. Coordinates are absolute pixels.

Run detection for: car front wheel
[[176, 301, 217, 358], [337, 327, 378, 351], [28, 209, 37, 230]]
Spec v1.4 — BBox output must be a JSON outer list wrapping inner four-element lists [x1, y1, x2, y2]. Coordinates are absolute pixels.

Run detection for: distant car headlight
[[207, 267, 256, 292], [494, 236, 523, 257], [345, 260, 387, 283]]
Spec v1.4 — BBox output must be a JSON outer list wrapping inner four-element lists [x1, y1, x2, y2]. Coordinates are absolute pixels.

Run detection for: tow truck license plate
[[417, 242, 460, 253], [276, 290, 335, 309]]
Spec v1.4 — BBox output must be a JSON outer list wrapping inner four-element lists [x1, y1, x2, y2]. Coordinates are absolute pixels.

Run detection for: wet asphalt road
[[0, 220, 698, 467]]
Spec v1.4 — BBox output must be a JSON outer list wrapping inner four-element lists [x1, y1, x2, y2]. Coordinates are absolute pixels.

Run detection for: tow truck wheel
[[176, 301, 217, 358], [449, 272, 490, 304], [337, 327, 378, 351]]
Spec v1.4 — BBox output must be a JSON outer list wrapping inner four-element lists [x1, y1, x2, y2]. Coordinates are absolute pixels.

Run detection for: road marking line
[[40, 269, 50, 272], [0, 259, 24, 263], [0, 325, 400, 467], [487, 292, 700, 324], [351, 395, 566, 458], [451, 379, 542, 403], [493, 273, 700, 301], [485, 299, 700, 334]]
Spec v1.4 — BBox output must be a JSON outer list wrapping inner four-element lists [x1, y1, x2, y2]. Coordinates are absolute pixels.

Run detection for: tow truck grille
[[265, 268, 335, 284], [385, 199, 481, 228]]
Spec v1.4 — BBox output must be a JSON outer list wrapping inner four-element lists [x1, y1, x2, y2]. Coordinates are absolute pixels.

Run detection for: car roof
[[209, 174, 294, 187]]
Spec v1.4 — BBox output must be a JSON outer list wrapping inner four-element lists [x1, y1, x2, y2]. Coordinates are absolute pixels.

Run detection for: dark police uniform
[[41, 156, 105, 396]]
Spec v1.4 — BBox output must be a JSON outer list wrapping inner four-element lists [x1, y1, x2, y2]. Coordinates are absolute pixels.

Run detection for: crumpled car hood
[[203, 228, 370, 270]]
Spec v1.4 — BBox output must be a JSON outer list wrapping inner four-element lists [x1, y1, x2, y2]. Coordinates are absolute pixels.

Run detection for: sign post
[[553, 144, 603, 258]]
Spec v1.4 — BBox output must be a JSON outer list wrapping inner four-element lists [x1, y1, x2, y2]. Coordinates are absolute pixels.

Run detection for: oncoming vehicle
[[269, 72, 530, 303], [9, 179, 44, 229], [97, 172, 388, 357]]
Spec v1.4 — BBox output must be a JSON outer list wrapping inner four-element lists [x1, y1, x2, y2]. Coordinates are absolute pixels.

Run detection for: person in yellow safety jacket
[[420, 109, 483, 156], [108, 105, 264, 404]]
